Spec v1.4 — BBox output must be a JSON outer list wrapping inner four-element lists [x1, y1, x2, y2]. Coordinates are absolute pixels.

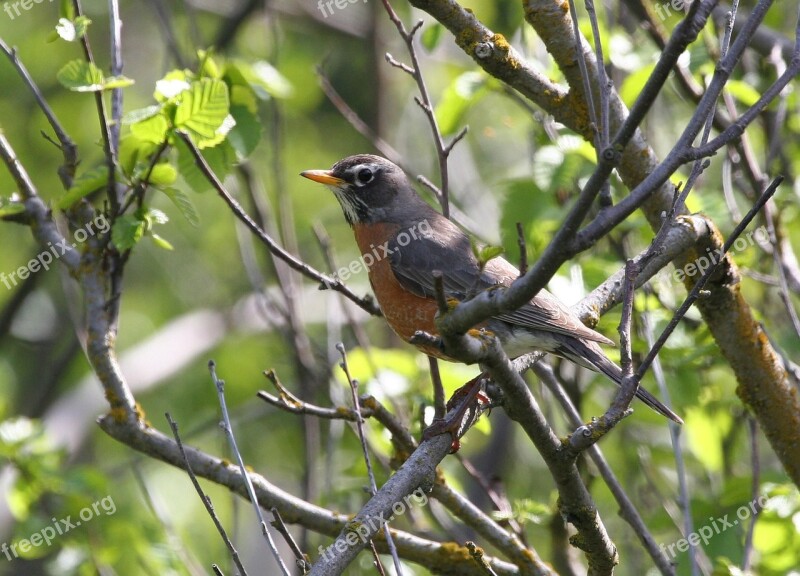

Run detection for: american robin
[[301, 154, 682, 424]]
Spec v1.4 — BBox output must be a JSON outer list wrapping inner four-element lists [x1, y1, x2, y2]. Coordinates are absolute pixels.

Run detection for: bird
[[301, 154, 682, 424]]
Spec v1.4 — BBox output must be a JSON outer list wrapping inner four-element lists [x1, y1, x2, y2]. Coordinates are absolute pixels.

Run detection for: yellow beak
[[300, 170, 345, 186]]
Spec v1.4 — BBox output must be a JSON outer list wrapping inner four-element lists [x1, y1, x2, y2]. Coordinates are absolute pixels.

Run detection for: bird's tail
[[557, 337, 684, 425]]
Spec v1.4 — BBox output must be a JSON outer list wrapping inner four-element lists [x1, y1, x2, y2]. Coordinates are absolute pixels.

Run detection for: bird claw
[[421, 374, 492, 453]]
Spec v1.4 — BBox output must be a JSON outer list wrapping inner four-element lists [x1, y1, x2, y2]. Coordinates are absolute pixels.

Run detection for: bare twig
[[380, 0, 468, 218], [73, 0, 120, 213], [336, 343, 403, 575], [316, 67, 403, 165], [166, 413, 249, 576], [271, 507, 311, 573], [637, 176, 782, 378], [0, 38, 78, 187], [208, 361, 291, 576], [535, 362, 675, 575], [175, 131, 380, 316]]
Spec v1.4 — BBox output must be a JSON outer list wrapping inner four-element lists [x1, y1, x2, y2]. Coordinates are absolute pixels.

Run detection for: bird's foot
[[422, 374, 492, 452]]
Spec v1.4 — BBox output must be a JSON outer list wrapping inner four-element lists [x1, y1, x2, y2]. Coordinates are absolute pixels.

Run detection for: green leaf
[[174, 132, 235, 193], [56, 60, 105, 92], [174, 79, 230, 148], [477, 244, 504, 265], [112, 214, 146, 251], [118, 135, 158, 177], [122, 104, 163, 125], [130, 112, 170, 144], [435, 71, 486, 136], [162, 187, 200, 227], [197, 49, 222, 79], [619, 63, 655, 108], [228, 60, 293, 100], [58, 166, 110, 209], [148, 164, 177, 186], [55, 16, 91, 42], [228, 104, 262, 159], [149, 233, 174, 250], [421, 23, 443, 51], [726, 80, 761, 107]]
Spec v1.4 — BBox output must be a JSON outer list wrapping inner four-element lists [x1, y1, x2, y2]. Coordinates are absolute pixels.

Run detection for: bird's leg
[[422, 372, 492, 452]]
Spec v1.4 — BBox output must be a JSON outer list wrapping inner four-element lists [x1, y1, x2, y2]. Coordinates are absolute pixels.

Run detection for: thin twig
[[642, 310, 695, 576], [637, 176, 783, 377], [166, 413, 249, 576], [535, 363, 675, 575], [208, 361, 291, 576], [73, 0, 120, 214], [428, 356, 446, 421], [336, 343, 403, 575], [0, 38, 78, 188], [515, 222, 528, 276], [175, 131, 380, 316], [316, 67, 403, 165], [742, 417, 761, 572], [380, 0, 468, 218], [566, 260, 638, 452], [271, 507, 311, 573]]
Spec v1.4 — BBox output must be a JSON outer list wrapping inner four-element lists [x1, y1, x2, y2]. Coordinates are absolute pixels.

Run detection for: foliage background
[[0, 0, 798, 575]]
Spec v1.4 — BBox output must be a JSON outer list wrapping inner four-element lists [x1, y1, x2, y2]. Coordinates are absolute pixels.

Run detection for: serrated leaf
[[55, 16, 91, 42], [162, 187, 200, 227], [174, 78, 230, 148], [435, 71, 486, 136], [112, 215, 145, 251], [149, 233, 174, 250], [421, 23, 443, 51], [57, 60, 105, 92], [58, 166, 110, 209], [130, 112, 169, 144], [148, 164, 177, 186]]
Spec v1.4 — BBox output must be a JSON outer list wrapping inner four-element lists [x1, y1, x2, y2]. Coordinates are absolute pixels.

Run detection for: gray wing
[[387, 219, 614, 346]]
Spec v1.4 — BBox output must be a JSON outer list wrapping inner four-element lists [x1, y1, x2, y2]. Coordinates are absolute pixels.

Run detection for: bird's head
[[301, 154, 421, 226]]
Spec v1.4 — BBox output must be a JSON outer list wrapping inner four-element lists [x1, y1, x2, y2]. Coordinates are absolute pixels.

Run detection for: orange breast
[[352, 223, 446, 358]]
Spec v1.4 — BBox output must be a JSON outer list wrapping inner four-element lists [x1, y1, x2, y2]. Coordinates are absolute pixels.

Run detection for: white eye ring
[[355, 167, 374, 185]]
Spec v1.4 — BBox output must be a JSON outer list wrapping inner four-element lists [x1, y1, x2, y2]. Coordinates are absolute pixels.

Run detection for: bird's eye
[[356, 168, 374, 185]]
